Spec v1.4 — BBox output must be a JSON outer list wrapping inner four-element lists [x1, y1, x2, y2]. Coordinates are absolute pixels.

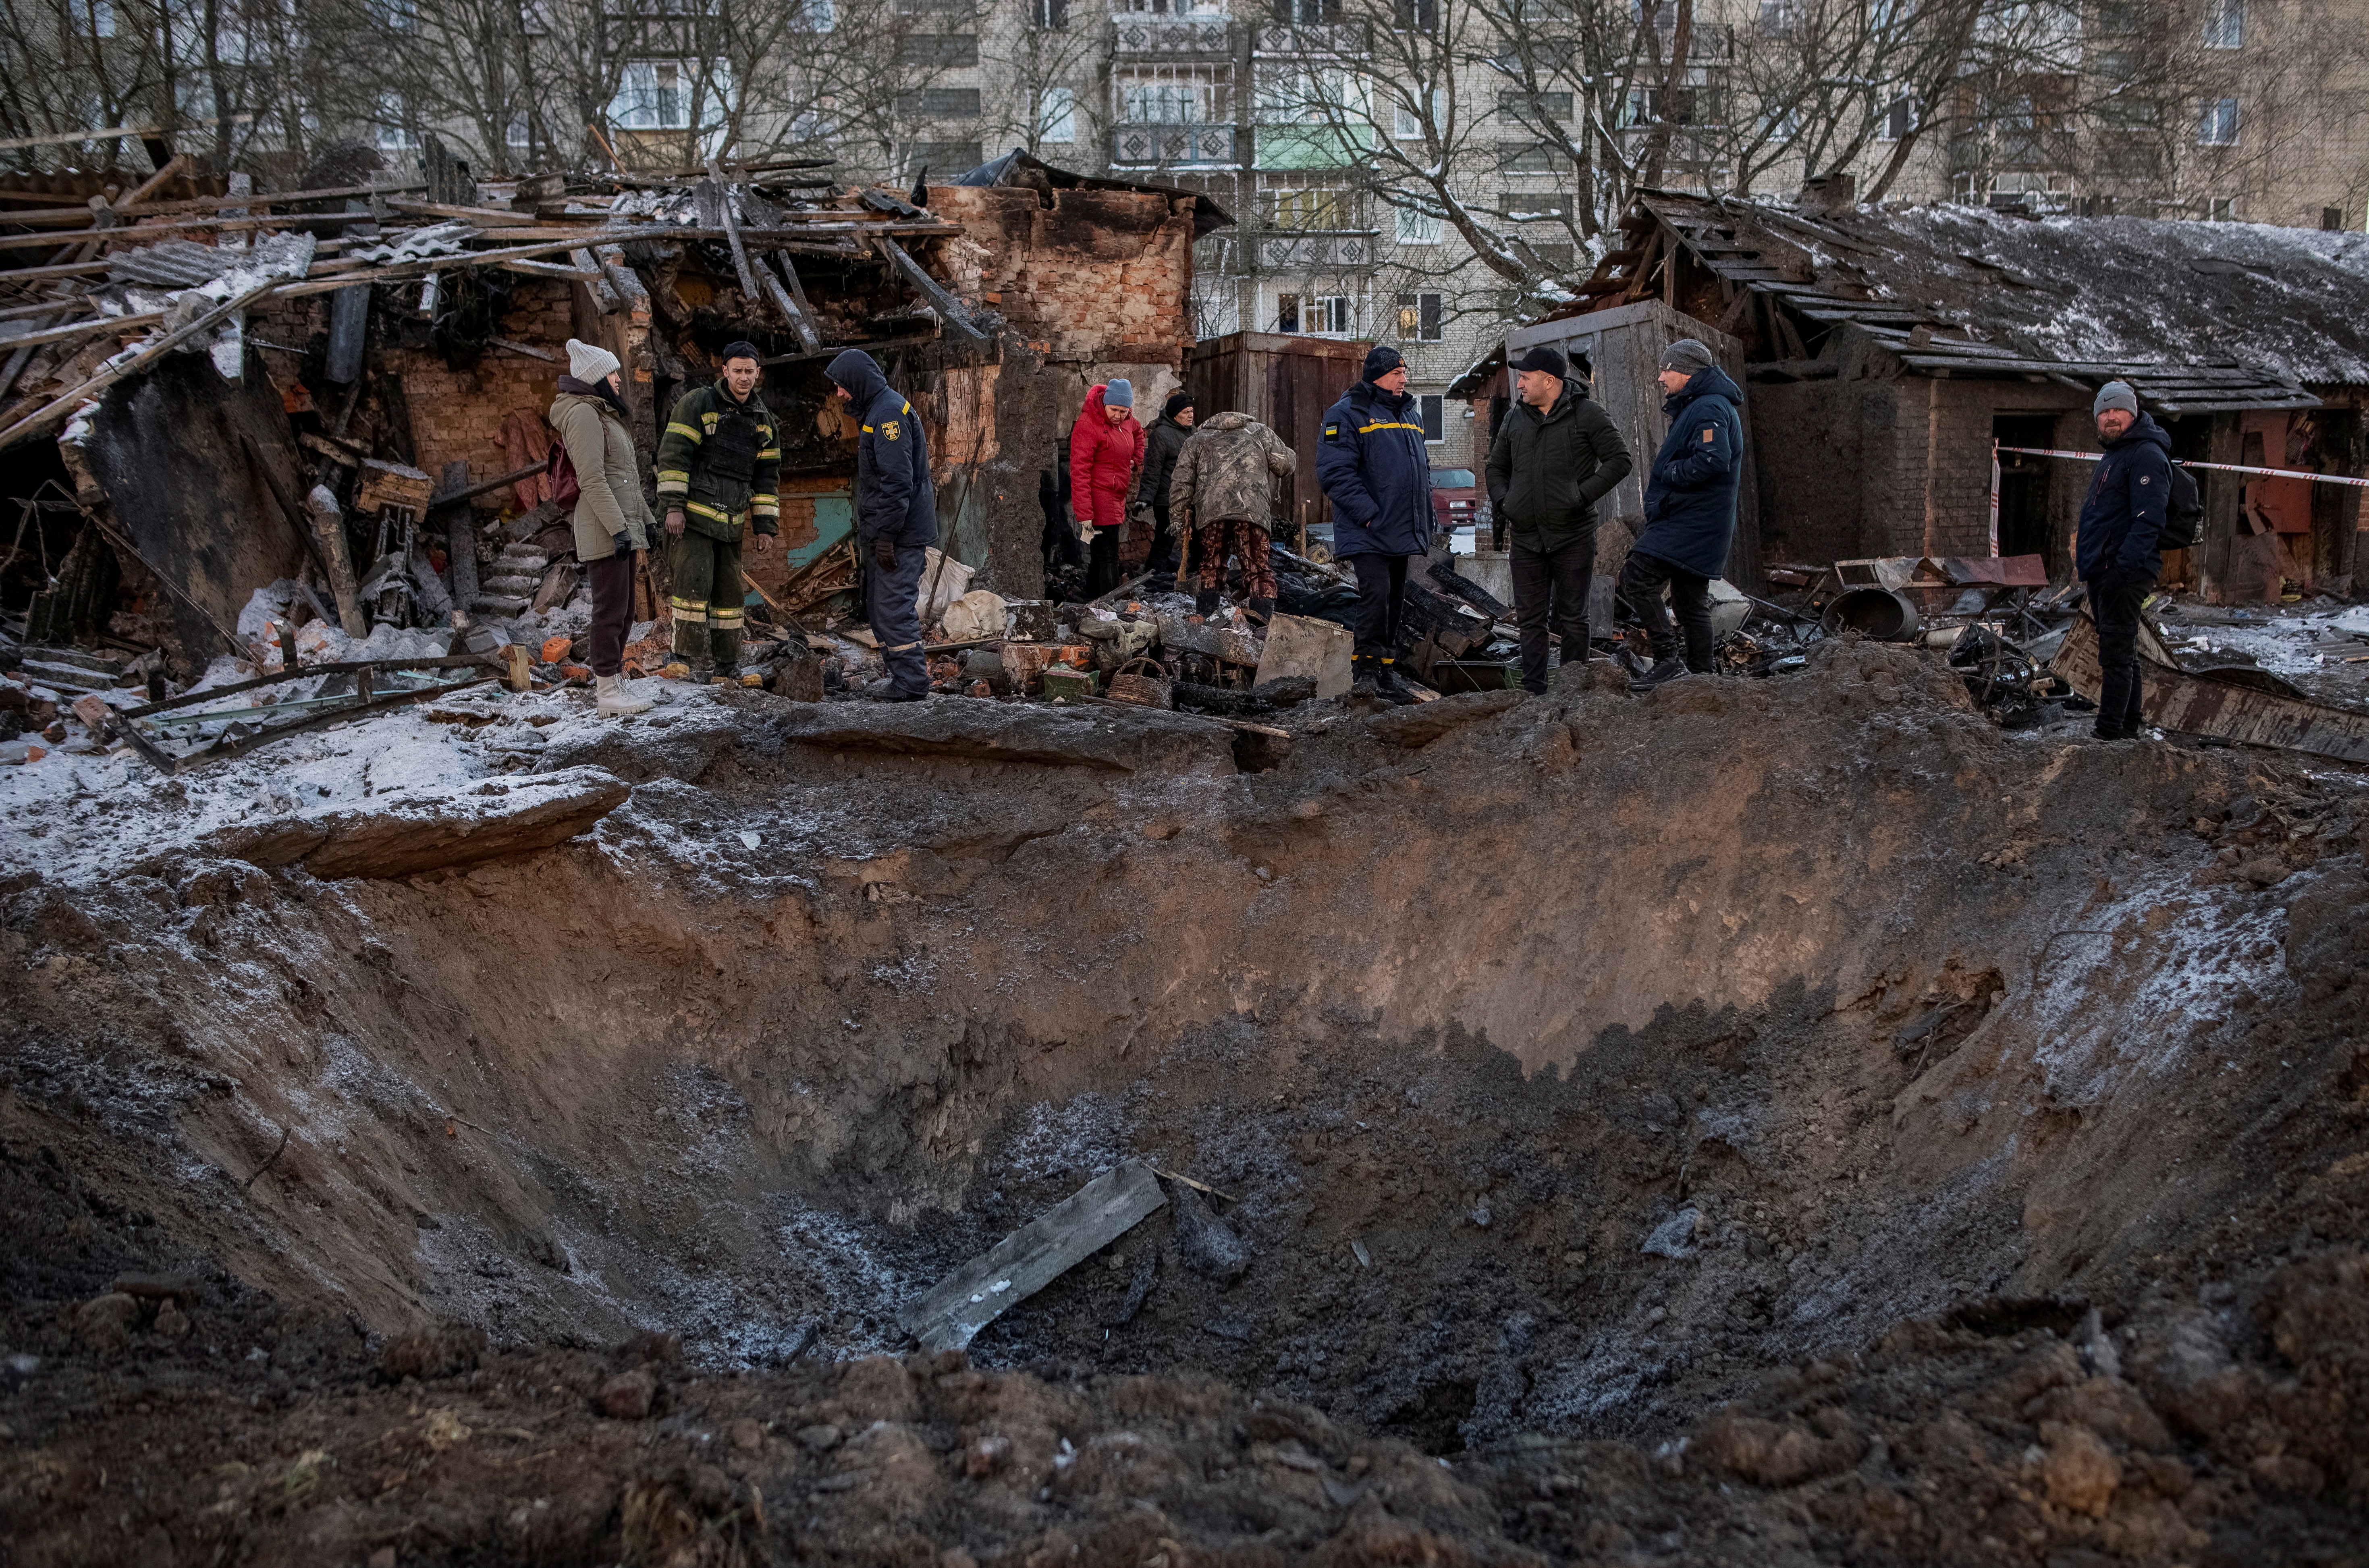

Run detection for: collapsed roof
[[1534, 192, 2369, 413], [953, 147, 1234, 239]]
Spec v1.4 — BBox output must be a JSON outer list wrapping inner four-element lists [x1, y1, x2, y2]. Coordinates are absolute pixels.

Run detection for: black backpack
[[2161, 461, 2204, 550]]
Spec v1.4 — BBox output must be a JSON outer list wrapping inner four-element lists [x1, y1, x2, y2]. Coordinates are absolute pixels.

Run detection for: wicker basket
[[1107, 656, 1173, 709]]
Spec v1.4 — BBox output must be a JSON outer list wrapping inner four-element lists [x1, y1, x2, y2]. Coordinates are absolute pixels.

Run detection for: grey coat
[[551, 387, 653, 562]]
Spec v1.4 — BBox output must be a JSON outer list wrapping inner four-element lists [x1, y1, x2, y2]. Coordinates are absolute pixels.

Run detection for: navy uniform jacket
[[827, 348, 938, 548], [1315, 380, 1434, 558]]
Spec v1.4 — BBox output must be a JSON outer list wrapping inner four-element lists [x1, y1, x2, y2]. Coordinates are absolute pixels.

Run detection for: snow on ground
[[0, 674, 706, 885]]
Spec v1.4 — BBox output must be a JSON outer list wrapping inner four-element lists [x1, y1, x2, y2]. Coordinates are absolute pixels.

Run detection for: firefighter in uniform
[[655, 341, 780, 684]]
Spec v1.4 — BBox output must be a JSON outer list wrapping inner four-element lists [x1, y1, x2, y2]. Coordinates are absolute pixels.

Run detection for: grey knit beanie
[[2093, 380, 2139, 418], [567, 338, 621, 382], [1658, 338, 1715, 375]]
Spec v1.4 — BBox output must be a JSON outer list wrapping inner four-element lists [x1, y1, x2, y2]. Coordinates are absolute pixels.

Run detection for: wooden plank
[[876, 234, 987, 344], [0, 309, 166, 352], [383, 197, 547, 227], [2053, 611, 2369, 761], [897, 1161, 1166, 1354], [0, 278, 278, 452]]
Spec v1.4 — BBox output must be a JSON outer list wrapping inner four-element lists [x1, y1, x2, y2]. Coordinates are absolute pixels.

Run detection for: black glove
[[611, 531, 631, 556], [873, 537, 897, 572]]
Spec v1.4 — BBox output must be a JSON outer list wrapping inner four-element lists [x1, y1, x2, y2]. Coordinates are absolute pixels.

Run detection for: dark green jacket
[[1483, 378, 1634, 550], [656, 380, 781, 543]]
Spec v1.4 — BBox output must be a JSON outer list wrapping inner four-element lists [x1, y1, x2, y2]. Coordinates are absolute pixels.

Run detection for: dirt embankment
[[3, 639, 2366, 1564]]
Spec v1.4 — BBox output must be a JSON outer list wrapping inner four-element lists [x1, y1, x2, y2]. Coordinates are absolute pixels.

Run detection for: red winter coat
[[1068, 385, 1145, 531]]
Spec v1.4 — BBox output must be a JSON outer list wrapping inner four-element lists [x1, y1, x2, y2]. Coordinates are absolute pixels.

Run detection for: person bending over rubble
[[2076, 380, 2170, 741], [1169, 402, 1294, 623], [1316, 345, 1433, 705], [656, 341, 779, 687], [829, 347, 938, 702], [1071, 380, 1145, 599], [1619, 338, 1744, 693], [554, 339, 657, 717]]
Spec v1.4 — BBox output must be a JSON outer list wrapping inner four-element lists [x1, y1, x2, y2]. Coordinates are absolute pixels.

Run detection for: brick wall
[[927, 185, 1197, 371], [378, 280, 578, 502]]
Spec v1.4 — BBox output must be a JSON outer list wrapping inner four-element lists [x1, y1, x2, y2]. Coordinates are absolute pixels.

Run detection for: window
[[1392, 102, 1424, 139], [2201, 0, 2242, 48], [1501, 191, 1568, 219], [1394, 203, 1442, 243], [519, 0, 550, 32], [897, 34, 978, 66], [368, 0, 419, 31], [1417, 393, 1445, 442], [376, 93, 419, 151], [1498, 143, 1558, 173], [907, 141, 982, 173], [68, 0, 116, 35], [1397, 0, 1437, 30], [1758, 0, 1798, 34], [611, 60, 733, 131], [1032, 0, 1068, 27], [1038, 87, 1076, 143], [796, 0, 837, 29], [1878, 95, 1915, 140], [1277, 0, 1339, 22], [1396, 291, 1443, 340], [897, 89, 982, 117], [1270, 187, 1349, 228], [2209, 196, 2237, 220], [2322, 206, 2345, 231], [2197, 95, 2239, 145], [1499, 92, 1574, 122], [1308, 294, 1352, 334], [506, 113, 532, 149], [2093, 48, 2137, 81]]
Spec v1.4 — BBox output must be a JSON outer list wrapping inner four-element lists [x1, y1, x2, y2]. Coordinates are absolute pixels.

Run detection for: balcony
[[1258, 229, 1377, 269], [1254, 21, 1366, 56], [1111, 122, 1240, 166], [1111, 14, 1236, 56]]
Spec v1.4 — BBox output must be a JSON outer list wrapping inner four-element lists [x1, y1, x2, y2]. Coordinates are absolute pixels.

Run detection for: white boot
[[596, 673, 655, 717]]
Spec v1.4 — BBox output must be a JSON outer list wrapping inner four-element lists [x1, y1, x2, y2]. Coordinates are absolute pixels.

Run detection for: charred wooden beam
[[875, 235, 986, 344]]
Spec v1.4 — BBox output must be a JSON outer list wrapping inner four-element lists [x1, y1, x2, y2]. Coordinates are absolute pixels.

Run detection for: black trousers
[[1086, 527, 1122, 597], [1350, 552, 1410, 660], [1150, 501, 1180, 572], [2087, 569, 2153, 736], [1511, 535, 1594, 694], [1619, 550, 1716, 671]]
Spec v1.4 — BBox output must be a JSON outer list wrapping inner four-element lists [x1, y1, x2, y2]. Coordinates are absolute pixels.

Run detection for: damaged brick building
[[0, 146, 1222, 676]]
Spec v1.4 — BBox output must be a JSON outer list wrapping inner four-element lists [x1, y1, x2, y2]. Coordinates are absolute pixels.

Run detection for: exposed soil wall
[[3, 640, 2365, 1563]]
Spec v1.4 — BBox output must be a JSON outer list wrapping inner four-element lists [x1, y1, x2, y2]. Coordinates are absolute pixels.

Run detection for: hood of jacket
[[2107, 412, 2174, 458], [1203, 410, 1253, 433], [826, 348, 888, 408], [1664, 363, 1744, 415]]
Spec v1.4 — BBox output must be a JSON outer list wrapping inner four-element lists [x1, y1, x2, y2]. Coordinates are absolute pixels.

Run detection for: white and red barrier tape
[[1995, 445, 2369, 489]]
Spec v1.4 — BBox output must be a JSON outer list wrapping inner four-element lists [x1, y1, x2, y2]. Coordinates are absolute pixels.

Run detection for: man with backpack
[[2076, 380, 2173, 741]]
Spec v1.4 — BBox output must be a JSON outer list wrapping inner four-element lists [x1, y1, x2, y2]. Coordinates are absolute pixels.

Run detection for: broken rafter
[[876, 234, 987, 344], [0, 277, 280, 453]]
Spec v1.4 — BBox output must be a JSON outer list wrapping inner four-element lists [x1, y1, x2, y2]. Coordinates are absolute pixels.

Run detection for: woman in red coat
[[1069, 379, 1144, 597]]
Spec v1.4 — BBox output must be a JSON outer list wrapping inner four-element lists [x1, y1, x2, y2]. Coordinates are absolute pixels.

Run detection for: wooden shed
[[1184, 331, 1372, 548], [1501, 298, 1762, 599]]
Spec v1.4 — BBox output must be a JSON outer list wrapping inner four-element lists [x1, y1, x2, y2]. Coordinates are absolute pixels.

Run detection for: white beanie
[[567, 338, 620, 382]]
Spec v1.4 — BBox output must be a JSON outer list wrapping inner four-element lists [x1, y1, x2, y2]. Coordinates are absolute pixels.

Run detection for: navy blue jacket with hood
[[1315, 380, 1435, 558], [828, 348, 938, 549], [2075, 412, 2172, 581], [1634, 363, 1746, 580]]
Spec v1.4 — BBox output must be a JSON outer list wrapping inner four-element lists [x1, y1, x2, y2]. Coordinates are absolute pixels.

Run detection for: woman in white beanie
[[552, 338, 656, 716]]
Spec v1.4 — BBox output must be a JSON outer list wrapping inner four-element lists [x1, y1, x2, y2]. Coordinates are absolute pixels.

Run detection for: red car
[[1428, 467, 1478, 533]]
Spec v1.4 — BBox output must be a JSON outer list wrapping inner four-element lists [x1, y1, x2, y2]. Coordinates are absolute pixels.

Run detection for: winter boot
[[1372, 657, 1420, 706], [863, 678, 928, 703], [1246, 595, 1275, 624], [595, 673, 655, 718], [1194, 587, 1221, 618], [1631, 656, 1689, 693], [1351, 654, 1381, 700]]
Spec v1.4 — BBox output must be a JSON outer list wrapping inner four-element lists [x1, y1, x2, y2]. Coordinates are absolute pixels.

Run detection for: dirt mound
[[3, 642, 2367, 1562]]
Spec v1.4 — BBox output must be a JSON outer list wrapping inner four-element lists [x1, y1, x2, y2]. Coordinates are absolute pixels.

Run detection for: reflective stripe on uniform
[[710, 607, 745, 626], [685, 500, 733, 524], [666, 421, 703, 442], [1357, 421, 1426, 435], [666, 598, 708, 624]]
